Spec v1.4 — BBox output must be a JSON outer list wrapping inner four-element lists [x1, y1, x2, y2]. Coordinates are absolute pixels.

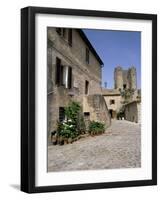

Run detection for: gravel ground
[[48, 120, 141, 172]]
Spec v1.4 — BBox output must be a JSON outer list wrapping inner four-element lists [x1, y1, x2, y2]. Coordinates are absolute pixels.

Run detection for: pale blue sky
[[83, 29, 141, 89]]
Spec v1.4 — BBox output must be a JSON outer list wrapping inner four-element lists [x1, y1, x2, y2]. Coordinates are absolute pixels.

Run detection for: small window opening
[[123, 84, 127, 89], [59, 107, 65, 122], [85, 80, 89, 95], [110, 99, 115, 105]]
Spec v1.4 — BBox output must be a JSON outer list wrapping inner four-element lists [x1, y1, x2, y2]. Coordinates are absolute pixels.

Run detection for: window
[[55, 57, 64, 86], [68, 66, 72, 89], [68, 29, 72, 46], [59, 65, 64, 86], [59, 107, 65, 122], [110, 99, 115, 105], [55, 57, 61, 85], [55, 58, 72, 89], [85, 80, 89, 95], [85, 48, 89, 64], [62, 66, 66, 86], [84, 112, 90, 117], [123, 84, 127, 89]]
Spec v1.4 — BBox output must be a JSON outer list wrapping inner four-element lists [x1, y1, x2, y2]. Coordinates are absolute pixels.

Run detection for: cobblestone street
[[48, 120, 141, 172]]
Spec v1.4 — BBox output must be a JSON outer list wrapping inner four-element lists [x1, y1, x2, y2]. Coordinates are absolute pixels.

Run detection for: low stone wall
[[83, 94, 111, 128], [124, 101, 141, 123]]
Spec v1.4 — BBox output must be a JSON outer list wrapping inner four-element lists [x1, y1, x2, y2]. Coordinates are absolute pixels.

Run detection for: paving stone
[[48, 120, 141, 172]]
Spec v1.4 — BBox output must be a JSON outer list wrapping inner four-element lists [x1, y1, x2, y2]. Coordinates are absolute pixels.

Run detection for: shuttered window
[[55, 57, 64, 86], [85, 80, 89, 94], [56, 58, 72, 89], [55, 57, 61, 85], [60, 65, 64, 86], [68, 66, 72, 89]]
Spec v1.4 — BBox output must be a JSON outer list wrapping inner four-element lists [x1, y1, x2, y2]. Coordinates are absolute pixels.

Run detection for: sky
[[83, 29, 141, 89]]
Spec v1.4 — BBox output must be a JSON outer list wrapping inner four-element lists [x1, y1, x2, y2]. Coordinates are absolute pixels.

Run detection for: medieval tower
[[114, 66, 137, 90]]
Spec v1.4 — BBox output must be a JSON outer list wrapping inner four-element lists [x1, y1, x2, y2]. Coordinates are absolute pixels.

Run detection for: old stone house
[[47, 27, 111, 136], [102, 89, 122, 118]]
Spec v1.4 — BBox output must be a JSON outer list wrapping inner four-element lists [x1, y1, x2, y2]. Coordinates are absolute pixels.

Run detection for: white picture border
[[35, 14, 152, 186]]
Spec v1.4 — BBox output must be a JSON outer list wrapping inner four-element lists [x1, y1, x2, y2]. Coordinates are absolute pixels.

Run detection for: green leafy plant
[[120, 88, 135, 103], [57, 101, 84, 140], [65, 101, 81, 122], [58, 120, 77, 139], [89, 121, 105, 136]]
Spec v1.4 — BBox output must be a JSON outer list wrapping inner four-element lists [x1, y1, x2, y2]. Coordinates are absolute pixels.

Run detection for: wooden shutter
[[68, 67, 72, 89], [55, 57, 61, 85], [85, 80, 89, 94], [60, 65, 64, 86]]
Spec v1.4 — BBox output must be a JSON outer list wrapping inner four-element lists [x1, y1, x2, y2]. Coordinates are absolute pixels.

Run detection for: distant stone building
[[47, 27, 111, 136], [102, 89, 122, 118], [103, 66, 141, 122], [124, 100, 141, 123], [114, 66, 137, 90]]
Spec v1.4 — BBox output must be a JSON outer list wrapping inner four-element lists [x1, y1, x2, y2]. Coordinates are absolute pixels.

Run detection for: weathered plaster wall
[[103, 95, 122, 113]]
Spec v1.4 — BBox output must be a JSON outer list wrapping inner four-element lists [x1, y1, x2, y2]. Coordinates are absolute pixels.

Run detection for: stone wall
[[137, 102, 141, 123], [124, 101, 141, 123], [103, 95, 122, 113], [83, 95, 111, 128]]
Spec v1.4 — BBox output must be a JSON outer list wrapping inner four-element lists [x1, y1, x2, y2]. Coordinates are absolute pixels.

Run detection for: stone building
[[103, 66, 141, 121], [47, 27, 111, 136], [102, 89, 122, 118], [114, 66, 137, 90], [124, 100, 141, 123]]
